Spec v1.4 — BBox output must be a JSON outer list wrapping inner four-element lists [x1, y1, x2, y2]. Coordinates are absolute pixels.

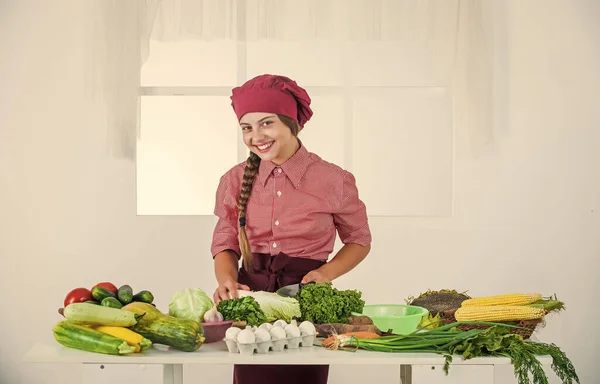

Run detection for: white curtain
[[90, 0, 493, 160]]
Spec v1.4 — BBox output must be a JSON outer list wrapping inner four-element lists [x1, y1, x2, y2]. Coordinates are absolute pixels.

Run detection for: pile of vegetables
[[212, 283, 365, 326], [55, 303, 152, 355], [56, 283, 213, 356], [55, 300, 206, 354], [63, 281, 155, 310], [322, 321, 579, 384]]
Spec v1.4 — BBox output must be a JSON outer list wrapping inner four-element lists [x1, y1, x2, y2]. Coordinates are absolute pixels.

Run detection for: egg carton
[[224, 334, 315, 355], [223, 319, 317, 355]]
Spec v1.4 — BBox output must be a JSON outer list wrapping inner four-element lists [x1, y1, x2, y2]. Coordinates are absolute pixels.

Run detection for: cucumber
[[133, 290, 154, 304], [117, 285, 133, 305], [92, 286, 117, 302], [101, 297, 123, 309], [63, 302, 144, 327], [85, 300, 100, 305], [53, 321, 136, 355]]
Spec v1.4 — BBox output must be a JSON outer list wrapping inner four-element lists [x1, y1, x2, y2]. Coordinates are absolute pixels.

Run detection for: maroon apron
[[233, 252, 330, 384]]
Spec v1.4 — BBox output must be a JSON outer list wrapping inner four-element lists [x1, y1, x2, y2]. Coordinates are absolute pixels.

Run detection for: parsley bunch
[[296, 283, 365, 324], [216, 296, 267, 326]]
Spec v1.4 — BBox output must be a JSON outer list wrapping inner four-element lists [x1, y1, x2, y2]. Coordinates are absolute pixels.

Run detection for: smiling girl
[[210, 74, 372, 384]]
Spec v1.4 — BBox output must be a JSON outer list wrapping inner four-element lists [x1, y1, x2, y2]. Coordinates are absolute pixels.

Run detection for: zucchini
[[63, 302, 144, 326], [53, 321, 136, 355], [92, 286, 117, 302], [101, 297, 123, 309], [133, 290, 154, 304], [117, 285, 133, 305], [122, 302, 204, 352]]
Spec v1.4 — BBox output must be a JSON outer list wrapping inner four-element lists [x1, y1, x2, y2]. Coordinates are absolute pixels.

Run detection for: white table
[[24, 341, 555, 384]]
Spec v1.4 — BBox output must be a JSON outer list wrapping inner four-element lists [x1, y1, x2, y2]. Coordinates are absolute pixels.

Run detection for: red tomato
[[64, 287, 93, 307], [92, 282, 118, 295]]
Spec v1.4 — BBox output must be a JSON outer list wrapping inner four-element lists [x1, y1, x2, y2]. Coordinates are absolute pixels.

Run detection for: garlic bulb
[[203, 305, 224, 323], [273, 320, 287, 328]]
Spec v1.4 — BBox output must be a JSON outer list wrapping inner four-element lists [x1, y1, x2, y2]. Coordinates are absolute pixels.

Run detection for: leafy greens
[[296, 283, 365, 324], [237, 290, 301, 322], [216, 296, 267, 326], [168, 288, 214, 323]]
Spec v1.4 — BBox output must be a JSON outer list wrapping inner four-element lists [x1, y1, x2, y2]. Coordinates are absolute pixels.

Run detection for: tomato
[[64, 287, 93, 307], [91, 282, 118, 295]]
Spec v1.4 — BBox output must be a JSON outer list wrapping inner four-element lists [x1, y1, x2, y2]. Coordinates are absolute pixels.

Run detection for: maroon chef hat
[[230, 74, 313, 128]]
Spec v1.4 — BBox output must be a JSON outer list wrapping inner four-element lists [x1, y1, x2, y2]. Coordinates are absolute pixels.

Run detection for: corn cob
[[455, 305, 546, 322], [460, 293, 542, 307], [94, 326, 152, 352]]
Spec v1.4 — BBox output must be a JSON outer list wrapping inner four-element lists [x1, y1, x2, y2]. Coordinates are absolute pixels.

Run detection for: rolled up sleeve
[[211, 172, 241, 259], [333, 171, 372, 246]]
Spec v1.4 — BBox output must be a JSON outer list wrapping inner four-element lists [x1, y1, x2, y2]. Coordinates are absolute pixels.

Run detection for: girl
[[210, 74, 372, 384]]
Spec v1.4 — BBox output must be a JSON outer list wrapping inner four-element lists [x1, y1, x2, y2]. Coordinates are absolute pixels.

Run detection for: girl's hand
[[301, 269, 331, 284], [213, 280, 250, 304]]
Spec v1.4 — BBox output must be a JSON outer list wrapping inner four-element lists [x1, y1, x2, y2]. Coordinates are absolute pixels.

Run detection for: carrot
[[346, 331, 381, 339], [322, 331, 380, 350], [316, 324, 382, 338]]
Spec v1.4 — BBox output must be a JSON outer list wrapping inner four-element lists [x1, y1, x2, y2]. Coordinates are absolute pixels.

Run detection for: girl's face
[[240, 112, 299, 164]]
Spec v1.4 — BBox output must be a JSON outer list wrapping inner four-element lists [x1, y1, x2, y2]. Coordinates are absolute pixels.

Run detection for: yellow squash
[[94, 325, 152, 352]]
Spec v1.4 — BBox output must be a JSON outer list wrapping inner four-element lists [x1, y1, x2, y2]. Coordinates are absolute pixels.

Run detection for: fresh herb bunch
[[447, 326, 578, 384], [297, 283, 365, 324], [216, 296, 267, 326]]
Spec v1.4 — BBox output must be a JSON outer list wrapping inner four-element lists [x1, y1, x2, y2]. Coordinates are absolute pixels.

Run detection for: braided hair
[[237, 114, 300, 270]]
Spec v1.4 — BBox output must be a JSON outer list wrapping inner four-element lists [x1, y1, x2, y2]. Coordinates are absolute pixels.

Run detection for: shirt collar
[[257, 142, 311, 188]]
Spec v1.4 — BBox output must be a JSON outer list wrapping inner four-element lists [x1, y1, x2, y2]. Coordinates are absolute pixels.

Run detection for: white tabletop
[[24, 341, 552, 366]]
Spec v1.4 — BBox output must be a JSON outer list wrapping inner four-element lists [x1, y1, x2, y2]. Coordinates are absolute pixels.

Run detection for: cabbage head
[[168, 288, 214, 323], [237, 290, 301, 322]]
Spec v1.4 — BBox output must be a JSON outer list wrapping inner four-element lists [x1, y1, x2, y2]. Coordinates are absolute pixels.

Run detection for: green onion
[[323, 321, 579, 384]]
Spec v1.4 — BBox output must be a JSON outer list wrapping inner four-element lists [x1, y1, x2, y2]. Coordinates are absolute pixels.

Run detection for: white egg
[[269, 326, 287, 340], [299, 321, 316, 336], [259, 323, 273, 331], [237, 329, 256, 344], [254, 328, 271, 343], [284, 323, 301, 338], [225, 327, 242, 341]]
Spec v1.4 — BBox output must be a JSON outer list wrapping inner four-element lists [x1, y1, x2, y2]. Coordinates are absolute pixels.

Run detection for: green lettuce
[[168, 288, 214, 323], [217, 296, 267, 326], [296, 283, 365, 324], [237, 290, 301, 322]]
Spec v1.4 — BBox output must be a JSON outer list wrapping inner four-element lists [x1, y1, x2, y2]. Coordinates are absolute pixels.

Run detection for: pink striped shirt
[[211, 144, 372, 261]]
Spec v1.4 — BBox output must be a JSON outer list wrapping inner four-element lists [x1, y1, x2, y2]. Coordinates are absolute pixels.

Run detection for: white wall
[[1, 1, 599, 384]]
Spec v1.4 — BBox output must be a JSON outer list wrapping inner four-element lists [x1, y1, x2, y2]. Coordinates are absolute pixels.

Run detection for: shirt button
[[275, 220, 279, 226], [277, 191, 282, 197], [277, 168, 282, 173], [273, 243, 277, 248]]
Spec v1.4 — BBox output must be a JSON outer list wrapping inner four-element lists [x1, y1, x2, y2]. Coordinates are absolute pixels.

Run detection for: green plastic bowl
[[352, 304, 429, 335]]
